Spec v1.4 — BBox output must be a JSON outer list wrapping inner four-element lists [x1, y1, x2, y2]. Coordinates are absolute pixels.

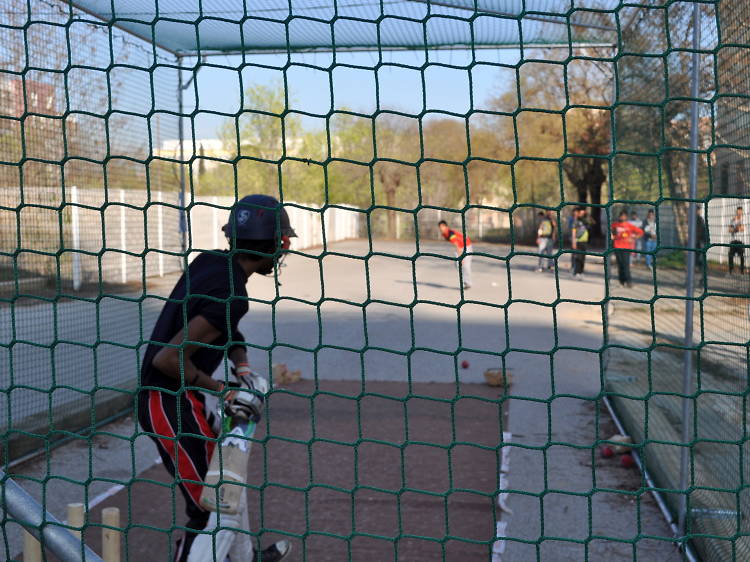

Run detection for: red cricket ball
[[601, 446, 614, 458], [461, 360, 470, 369], [620, 454, 636, 468]]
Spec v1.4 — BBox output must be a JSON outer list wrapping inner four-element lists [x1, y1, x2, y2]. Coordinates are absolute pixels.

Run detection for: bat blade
[[200, 420, 256, 514]]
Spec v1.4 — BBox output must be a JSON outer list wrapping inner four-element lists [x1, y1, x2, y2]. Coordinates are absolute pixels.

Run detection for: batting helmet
[[222, 195, 297, 241]]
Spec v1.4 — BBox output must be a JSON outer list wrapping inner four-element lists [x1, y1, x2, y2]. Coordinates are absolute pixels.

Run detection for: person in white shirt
[[729, 206, 745, 275], [641, 210, 657, 268]]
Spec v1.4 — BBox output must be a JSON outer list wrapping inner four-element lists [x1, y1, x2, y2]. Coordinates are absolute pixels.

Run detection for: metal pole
[[157, 190, 164, 277], [177, 56, 187, 265], [678, 1, 701, 539], [119, 189, 127, 284], [603, 398, 699, 562], [70, 185, 81, 291], [212, 195, 219, 249], [1, 470, 103, 562]]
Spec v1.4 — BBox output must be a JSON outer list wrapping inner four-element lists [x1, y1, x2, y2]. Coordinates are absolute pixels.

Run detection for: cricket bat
[[200, 418, 256, 514]]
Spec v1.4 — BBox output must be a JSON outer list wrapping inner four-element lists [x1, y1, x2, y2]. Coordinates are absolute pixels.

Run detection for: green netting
[[606, 2, 750, 561], [1, 0, 749, 560], [67, 0, 619, 53]]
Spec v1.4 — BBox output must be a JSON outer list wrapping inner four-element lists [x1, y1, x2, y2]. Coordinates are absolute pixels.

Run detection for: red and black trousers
[[137, 389, 217, 541]]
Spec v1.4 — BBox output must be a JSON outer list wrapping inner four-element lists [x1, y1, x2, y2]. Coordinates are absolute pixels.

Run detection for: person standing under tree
[[566, 207, 576, 273], [695, 206, 707, 271], [729, 206, 745, 275], [138, 194, 295, 562], [571, 206, 589, 279], [629, 211, 642, 264], [611, 210, 644, 288], [536, 210, 556, 272], [438, 220, 473, 289], [641, 210, 657, 269]]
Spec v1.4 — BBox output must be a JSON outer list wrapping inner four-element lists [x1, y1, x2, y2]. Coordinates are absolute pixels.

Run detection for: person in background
[[695, 206, 707, 271], [438, 220, 473, 290], [571, 206, 589, 280], [612, 210, 644, 288], [728, 206, 745, 275], [641, 210, 657, 269], [566, 207, 576, 273], [536, 210, 556, 272], [629, 211, 642, 264]]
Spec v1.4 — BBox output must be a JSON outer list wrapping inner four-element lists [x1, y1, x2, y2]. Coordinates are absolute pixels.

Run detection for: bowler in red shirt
[[611, 210, 644, 287], [439, 220, 473, 290]]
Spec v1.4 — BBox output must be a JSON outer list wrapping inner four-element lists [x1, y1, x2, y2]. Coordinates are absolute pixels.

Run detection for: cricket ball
[[461, 360, 470, 369], [620, 454, 636, 468], [601, 446, 614, 458]]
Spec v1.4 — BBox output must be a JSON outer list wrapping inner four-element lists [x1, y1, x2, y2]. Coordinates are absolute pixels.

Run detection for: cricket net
[[1, 0, 748, 560]]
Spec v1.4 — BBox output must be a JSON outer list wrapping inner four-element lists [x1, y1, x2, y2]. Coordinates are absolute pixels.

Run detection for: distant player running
[[138, 195, 295, 562], [438, 220, 473, 290]]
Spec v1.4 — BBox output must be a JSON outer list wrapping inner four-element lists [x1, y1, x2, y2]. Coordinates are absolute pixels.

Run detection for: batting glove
[[223, 369, 269, 422]]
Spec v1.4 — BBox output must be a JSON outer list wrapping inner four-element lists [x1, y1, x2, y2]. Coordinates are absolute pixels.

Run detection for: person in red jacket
[[438, 220, 473, 289], [611, 210, 644, 287]]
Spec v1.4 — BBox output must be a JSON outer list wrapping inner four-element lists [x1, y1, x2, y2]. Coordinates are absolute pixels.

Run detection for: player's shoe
[[253, 540, 291, 562]]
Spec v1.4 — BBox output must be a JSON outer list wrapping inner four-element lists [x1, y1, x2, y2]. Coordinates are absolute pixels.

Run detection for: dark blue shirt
[[140, 251, 249, 392]]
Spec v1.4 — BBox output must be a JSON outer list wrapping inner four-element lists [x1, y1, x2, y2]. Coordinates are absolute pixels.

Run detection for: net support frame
[[678, 1, 702, 540], [177, 57, 190, 263], [0, 471, 103, 562]]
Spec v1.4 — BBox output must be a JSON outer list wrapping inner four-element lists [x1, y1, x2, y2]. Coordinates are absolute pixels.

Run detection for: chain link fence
[[605, 2, 750, 560]]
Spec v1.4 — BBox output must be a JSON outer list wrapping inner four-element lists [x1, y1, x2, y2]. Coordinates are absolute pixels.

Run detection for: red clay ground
[[75, 380, 507, 561]]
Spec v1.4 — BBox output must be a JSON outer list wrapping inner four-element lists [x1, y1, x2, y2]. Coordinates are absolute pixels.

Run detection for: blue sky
[[187, 48, 521, 139]]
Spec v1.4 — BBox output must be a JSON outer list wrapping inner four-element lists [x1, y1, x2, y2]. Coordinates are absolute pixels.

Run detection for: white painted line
[[500, 432, 511, 469], [492, 521, 508, 561], [493, 432, 513, 561], [498, 473, 512, 514], [88, 484, 125, 510]]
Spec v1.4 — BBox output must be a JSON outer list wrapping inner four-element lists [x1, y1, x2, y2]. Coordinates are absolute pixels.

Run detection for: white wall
[[0, 188, 361, 288], [188, 197, 360, 257]]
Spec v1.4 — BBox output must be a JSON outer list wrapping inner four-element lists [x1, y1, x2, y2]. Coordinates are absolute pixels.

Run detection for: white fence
[[0, 186, 184, 288], [187, 197, 361, 257], [0, 187, 362, 289]]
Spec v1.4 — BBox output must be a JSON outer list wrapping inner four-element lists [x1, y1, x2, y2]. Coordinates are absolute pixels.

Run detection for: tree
[[617, 3, 715, 243], [373, 115, 420, 233], [561, 56, 613, 241], [324, 111, 374, 207], [487, 57, 613, 240], [487, 62, 567, 210], [215, 82, 303, 198]]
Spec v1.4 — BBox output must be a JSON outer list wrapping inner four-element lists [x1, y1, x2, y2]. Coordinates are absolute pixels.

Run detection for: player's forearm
[[153, 349, 222, 391], [185, 362, 223, 391], [229, 346, 248, 367]]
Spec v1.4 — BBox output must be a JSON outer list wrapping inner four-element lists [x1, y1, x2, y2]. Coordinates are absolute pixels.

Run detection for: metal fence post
[[212, 196, 219, 249], [119, 189, 127, 284], [1, 470, 102, 562], [178, 56, 187, 265], [157, 191, 164, 277], [678, 1, 701, 541], [70, 185, 81, 291]]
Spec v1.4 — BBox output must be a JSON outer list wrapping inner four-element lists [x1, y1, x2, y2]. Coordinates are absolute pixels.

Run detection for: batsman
[[138, 194, 294, 562]]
